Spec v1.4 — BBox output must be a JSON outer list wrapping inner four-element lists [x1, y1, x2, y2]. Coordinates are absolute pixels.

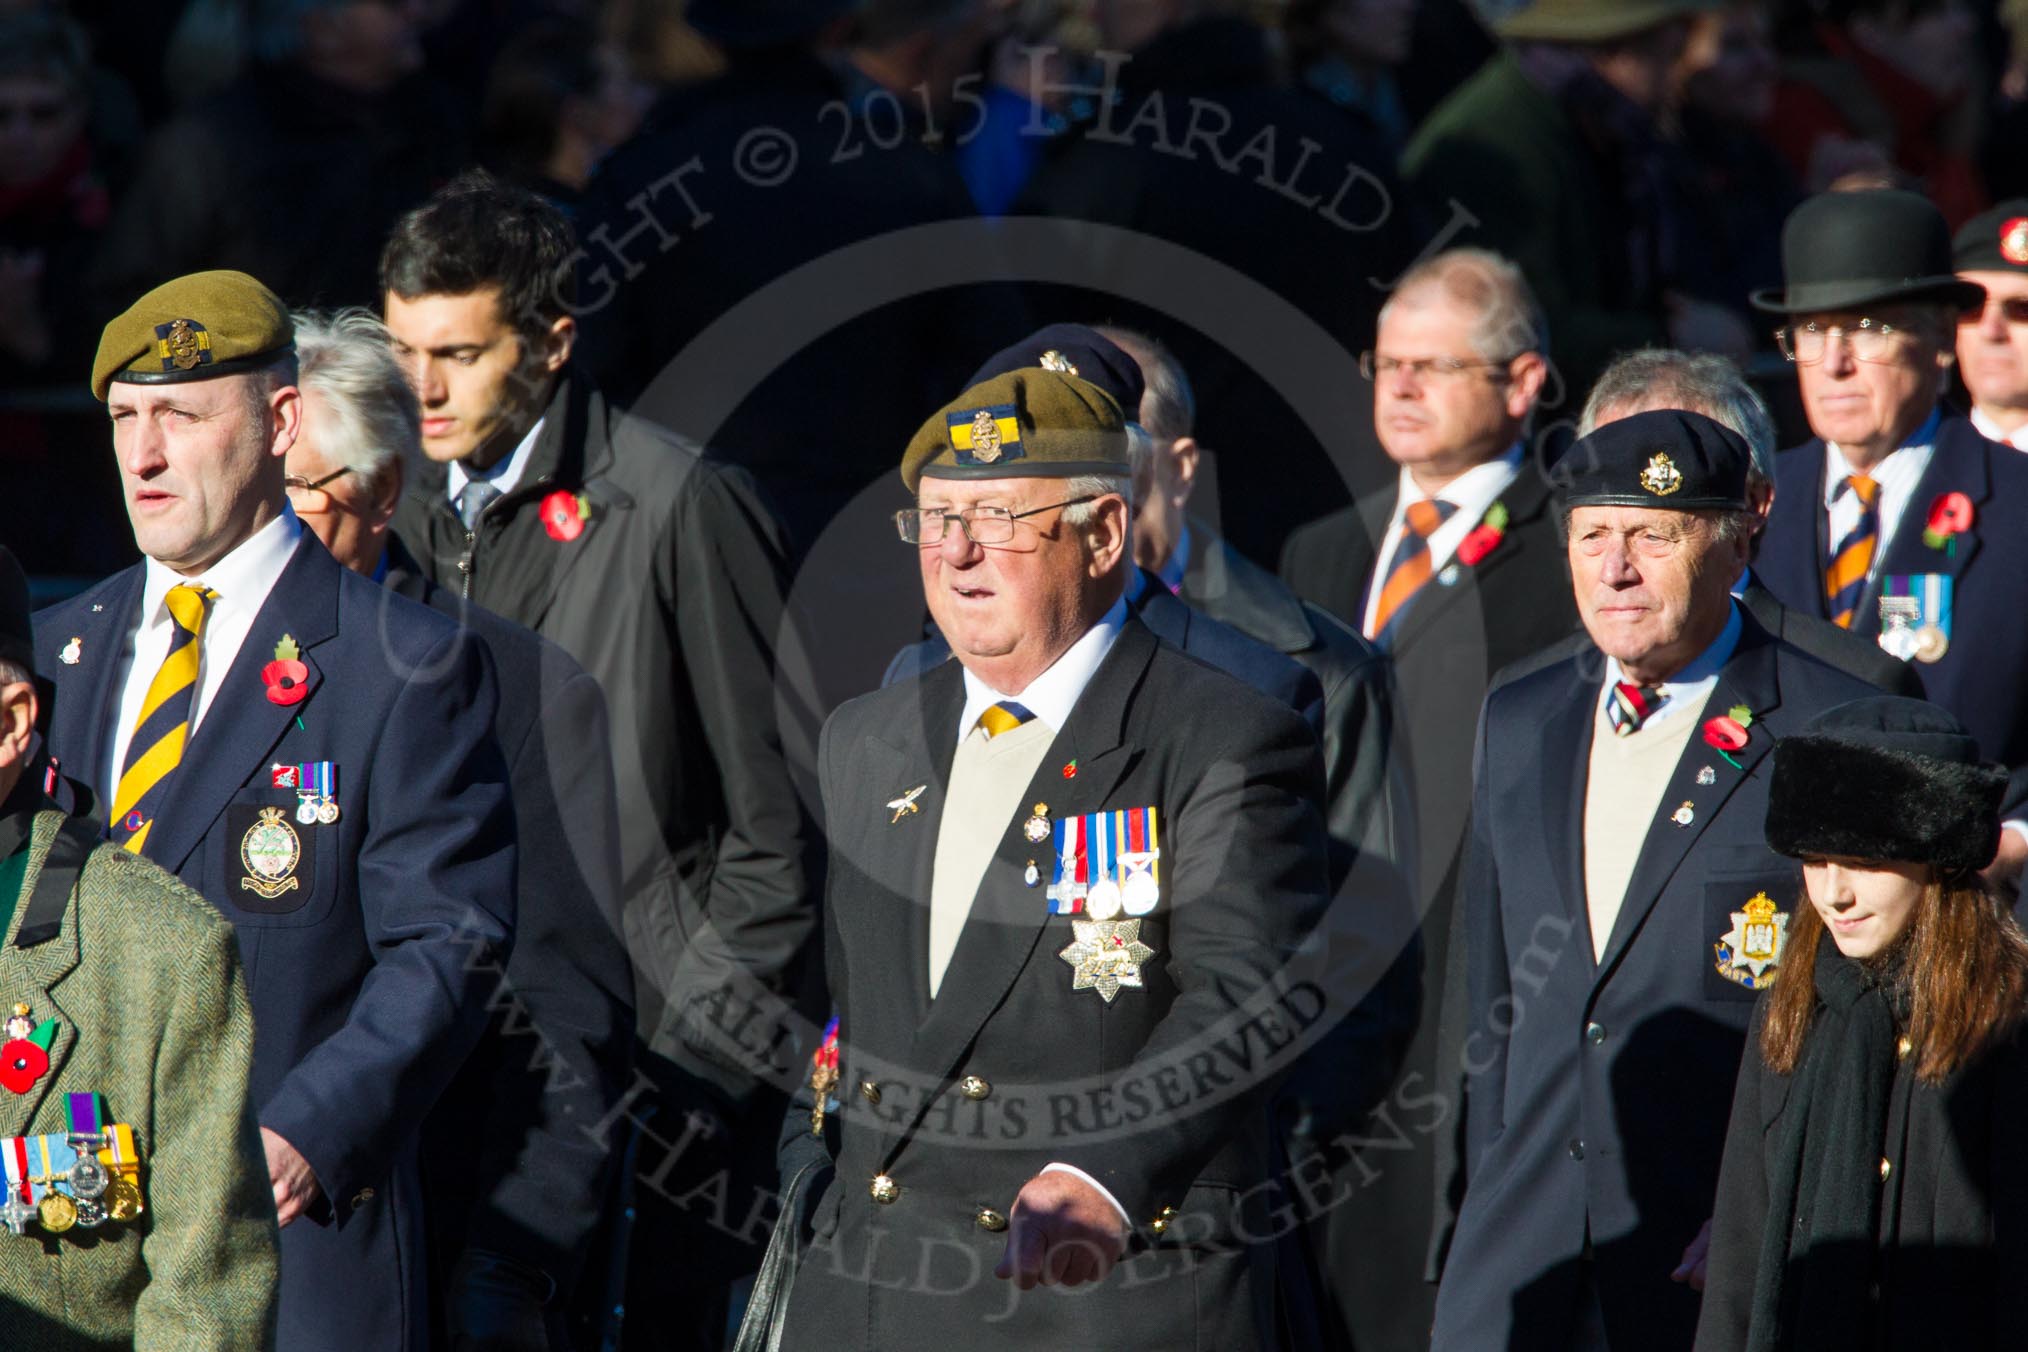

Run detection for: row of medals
[[1023, 806, 1159, 919], [4, 1136, 143, 1235], [1879, 599, 1947, 664], [296, 792, 340, 826]]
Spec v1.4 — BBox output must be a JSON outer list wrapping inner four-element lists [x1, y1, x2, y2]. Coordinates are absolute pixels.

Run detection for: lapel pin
[[57, 637, 80, 666], [90, 604, 102, 613], [262, 635, 310, 707], [1062, 760, 1078, 779], [1672, 801, 1695, 827], [1696, 766, 1716, 786], [1437, 564, 1461, 587], [1701, 704, 1753, 771], [887, 785, 926, 824], [1023, 803, 1051, 843]]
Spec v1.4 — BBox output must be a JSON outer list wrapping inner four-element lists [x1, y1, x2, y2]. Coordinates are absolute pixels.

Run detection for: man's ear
[[269, 385, 303, 460], [1167, 436, 1201, 508], [1085, 495, 1130, 577], [545, 314, 577, 373]]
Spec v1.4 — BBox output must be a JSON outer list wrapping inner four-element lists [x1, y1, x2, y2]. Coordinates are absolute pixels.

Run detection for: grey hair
[[1059, 473, 1134, 528], [1579, 349, 1777, 489], [0, 658, 29, 688], [1379, 247, 1549, 362], [291, 308, 420, 495], [1094, 325, 1197, 442], [1557, 505, 1760, 544]]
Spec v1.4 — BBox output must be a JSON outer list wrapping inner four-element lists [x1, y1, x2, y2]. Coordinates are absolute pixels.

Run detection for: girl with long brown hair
[[1695, 696, 2028, 1351]]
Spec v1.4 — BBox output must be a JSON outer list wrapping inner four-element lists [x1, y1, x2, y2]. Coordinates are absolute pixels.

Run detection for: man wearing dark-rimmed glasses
[[1754, 188, 2028, 885]]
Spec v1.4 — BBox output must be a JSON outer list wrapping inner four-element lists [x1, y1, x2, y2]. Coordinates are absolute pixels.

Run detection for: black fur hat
[[1766, 697, 2007, 873]]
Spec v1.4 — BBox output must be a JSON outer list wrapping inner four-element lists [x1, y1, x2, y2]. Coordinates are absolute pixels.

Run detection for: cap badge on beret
[[1039, 350, 1079, 376], [2003, 217, 2028, 266], [155, 319, 211, 373], [948, 404, 1023, 467], [1639, 452, 1684, 497]]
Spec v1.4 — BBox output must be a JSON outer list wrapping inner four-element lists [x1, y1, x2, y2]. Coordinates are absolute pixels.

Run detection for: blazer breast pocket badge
[[1051, 807, 1161, 1003], [229, 804, 315, 914], [1877, 574, 1951, 664], [1713, 890, 1789, 991]]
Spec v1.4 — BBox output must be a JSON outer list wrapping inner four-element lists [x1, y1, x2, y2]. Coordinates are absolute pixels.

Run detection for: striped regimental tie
[[1369, 498, 1460, 645], [1606, 680, 1667, 737], [1825, 474, 1880, 629], [110, 584, 218, 853], [975, 701, 1035, 739]]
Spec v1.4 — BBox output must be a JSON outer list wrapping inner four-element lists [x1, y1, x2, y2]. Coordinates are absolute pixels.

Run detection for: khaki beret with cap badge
[[91, 270, 293, 402], [901, 369, 1130, 494]]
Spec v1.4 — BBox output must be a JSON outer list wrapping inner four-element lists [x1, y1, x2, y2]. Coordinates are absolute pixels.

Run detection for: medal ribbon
[[66, 1092, 101, 1139], [6, 1135, 27, 1203]]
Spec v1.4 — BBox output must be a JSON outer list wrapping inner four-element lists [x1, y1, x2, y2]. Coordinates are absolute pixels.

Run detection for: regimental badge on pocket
[[229, 804, 315, 914], [1714, 891, 1788, 990]]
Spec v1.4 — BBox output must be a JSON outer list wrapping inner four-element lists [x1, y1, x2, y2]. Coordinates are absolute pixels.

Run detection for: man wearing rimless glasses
[[1753, 189, 2028, 889], [1952, 198, 2028, 451]]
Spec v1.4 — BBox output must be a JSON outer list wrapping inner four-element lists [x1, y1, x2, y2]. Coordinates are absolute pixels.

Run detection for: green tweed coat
[[0, 810, 277, 1349]]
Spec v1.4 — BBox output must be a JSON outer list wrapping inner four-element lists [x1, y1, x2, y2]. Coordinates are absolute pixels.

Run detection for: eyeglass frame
[[1358, 350, 1517, 383], [282, 465, 353, 511], [1957, 296, 2028, 327], [1773, 316, 1932, 365], [895, 494, 1101, 546]]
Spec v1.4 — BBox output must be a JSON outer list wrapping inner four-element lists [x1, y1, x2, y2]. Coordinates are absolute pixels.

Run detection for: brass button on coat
[[860, 1079, 881, 1105], [975, 1208, 1008, 1232], [870, 1174, 899, 1204], [958, 1074, 990, 1100]]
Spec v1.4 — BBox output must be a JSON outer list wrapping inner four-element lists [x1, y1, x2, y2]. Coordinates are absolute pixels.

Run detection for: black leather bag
[[730, 1156, 830, 1352]]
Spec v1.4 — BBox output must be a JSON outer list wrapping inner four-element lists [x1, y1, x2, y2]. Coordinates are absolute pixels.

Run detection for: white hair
[[1579, 349, 1777, 489], [1379, 247, 1550, 362], [290, 307, 419, 495], [1059, 473, 1133, 528]]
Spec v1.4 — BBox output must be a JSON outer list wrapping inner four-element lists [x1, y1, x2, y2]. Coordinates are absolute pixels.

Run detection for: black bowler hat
[[964, 324, 1147, 420], [0, 546, 31, 676], [1558, 409, 1751, 512], [686, 0, 860, 48], [1953, 199, 2028, 274], [1752, 190, 1987, 315], [1766, 697, 2006, 872]]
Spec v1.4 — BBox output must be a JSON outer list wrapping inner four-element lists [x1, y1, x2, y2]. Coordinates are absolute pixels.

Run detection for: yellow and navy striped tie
[[1825, 474, 1879, 629], [111, 583, 218, 853], [976, 701, 1034, 739]]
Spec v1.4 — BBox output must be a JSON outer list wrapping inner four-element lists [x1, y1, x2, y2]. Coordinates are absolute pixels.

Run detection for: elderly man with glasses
[[765, 367, 1332, 1352], [1754, 189, 2028, 884]]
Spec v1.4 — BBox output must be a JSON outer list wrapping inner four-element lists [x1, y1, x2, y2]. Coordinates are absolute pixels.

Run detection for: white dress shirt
[[953, 595, 1131, 1224], [1971, 405, 2028, 450], [1596, 600, 1744, 735], [105, 509, 303, 795], [1361, 445, 1524, 636], [446, 416, 546, 507], [1822, 409, 1939, 574]]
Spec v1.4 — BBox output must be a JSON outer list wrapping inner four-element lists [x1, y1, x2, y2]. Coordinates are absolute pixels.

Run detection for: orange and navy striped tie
[[1369, 498, 1459, 644], [976, 701, 1034, 739], [1825, 474, 1879, 629], [111, 583, 218, 853]]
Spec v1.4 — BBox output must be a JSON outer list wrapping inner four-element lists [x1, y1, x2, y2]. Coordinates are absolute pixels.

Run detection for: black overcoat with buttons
[[1430, 612, 1881, 1352], [779, 616, 1331, 1350]]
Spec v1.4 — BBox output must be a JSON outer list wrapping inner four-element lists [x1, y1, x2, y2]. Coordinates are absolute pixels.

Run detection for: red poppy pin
[[1062, 760, 1078, 779], [541, 490, 592, 543], [0, 1005, 57, 1096], [262, 634, 310, 706], [1702, 704, 1753, 770], [1920, 492, 1974, 554], [1454, 501, 1510, 567]]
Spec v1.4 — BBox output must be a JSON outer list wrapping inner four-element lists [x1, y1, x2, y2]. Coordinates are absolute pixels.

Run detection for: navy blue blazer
[[1430, 614, 1879, 1352], [1757, 412, 2028, 794], [35, 530, 516, 1352]]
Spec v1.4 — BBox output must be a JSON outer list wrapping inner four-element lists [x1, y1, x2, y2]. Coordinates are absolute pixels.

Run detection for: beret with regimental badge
[[91, 270, 293, 402], [1558, 408, 1751, 512], [963, 324, 1147, 418], [1953, 198, 2028, 273], [901, 369, 1129, 493]]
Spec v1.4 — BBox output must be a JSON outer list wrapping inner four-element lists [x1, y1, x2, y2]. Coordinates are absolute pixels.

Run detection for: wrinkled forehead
[[106, 370, 261, 417], [916, 475, 1071, 511], [1566, 503, 1712, 537]]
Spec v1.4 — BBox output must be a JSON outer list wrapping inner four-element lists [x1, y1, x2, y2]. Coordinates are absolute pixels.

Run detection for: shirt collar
[[140, 505, 302, 624], [1601, 599, 1743, 724], [1971, 404, 2028, 448], [1822, 407, 1940, 508], [958, 596, 1128, 745], [447, 416, 546, 503], [1394, 443, 1524, 522]]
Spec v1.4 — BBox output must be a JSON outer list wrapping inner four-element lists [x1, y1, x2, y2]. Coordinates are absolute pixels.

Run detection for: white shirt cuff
[[1041, 1162, 1132, 1228]]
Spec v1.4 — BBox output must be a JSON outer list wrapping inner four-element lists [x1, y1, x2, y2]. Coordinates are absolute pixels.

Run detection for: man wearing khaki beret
[[764, 369, 1331, 1350], [34, 270, 516, 1351]]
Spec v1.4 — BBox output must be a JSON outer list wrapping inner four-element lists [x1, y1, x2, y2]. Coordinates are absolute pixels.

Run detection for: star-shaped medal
[[1059, 919, 1156, 1003]]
